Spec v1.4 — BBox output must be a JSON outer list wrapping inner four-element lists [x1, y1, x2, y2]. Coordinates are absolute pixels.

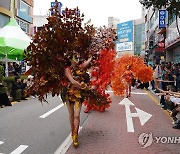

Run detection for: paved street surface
[[66, 89, 180, 154], [0, 95, 89, 154], [0, 89, 179, 154]]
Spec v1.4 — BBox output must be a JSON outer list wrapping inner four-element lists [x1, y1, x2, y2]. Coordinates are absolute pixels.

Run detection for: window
[[0, 14, 9, 28], [19, 0, 30, 16], [150, 16, 155, 28], [168, 12, 176, 26], [173, 47, 180, 63], [155, 9, 158, 20], [16, 18, 30, 33]]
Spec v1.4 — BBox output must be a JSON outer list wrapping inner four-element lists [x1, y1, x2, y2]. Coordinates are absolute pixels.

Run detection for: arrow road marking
[[10, 145, 28, 154], [119, 98, 152, 132], [134, 107, 152, 125]]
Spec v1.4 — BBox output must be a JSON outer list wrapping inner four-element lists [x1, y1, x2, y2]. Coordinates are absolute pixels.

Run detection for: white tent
[[0, 18, 32, 76]]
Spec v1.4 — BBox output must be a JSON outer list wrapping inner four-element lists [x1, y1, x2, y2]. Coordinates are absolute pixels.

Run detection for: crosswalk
[[0, 141, 28, 154]]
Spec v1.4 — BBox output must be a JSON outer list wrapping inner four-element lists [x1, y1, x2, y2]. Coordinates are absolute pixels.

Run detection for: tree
[[140, 0, 180, 35]]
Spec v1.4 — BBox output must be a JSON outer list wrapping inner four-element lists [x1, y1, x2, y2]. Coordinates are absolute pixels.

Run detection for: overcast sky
[[33, 0, 142, 27]]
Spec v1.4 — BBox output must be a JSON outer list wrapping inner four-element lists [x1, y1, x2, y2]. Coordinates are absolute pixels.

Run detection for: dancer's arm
[[80, 57, 92, 69], [65, 67, 82, 88]]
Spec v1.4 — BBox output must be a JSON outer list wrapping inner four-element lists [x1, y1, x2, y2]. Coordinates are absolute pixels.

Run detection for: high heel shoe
[[72, 134, 79, 147]]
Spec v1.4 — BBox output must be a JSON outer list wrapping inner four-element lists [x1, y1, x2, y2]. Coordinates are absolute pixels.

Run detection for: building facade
[[0, 0, 34, 37], [144, 6, 180, 64], [14, 0, 34, 37], [165, 15, 180, 63], [33, 15, 48, 34], [134, 18, 145, 56], [0, 0, 12, 29], [108, 17, 120, 29]]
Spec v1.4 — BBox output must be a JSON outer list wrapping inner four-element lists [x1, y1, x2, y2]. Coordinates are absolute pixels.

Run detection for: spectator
[[11, 76, 27, 102], [13, 62, 21, 75], [170, 106, 180, 129], [25, 75, 36, 98], [153, 62, 162, 93], [0, 82, 12, 107], [8, 63, 15, 76], [149, 64, 155, 90], [171, 64, 180, 92]]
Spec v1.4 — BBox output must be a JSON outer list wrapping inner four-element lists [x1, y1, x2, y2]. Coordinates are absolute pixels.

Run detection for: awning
[[166, 37, 180, 49]]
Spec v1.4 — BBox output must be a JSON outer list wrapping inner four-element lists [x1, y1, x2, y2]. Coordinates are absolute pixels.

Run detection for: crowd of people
[[8, 62, 23, 76], [0, 75, 36, 108], [152, 62, 180, 129]]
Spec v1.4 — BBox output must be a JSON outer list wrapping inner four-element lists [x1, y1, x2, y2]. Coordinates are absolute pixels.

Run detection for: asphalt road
[[1, 89, 179, 154], [66, 89, 180, 154], [0, 95, 89, 154]]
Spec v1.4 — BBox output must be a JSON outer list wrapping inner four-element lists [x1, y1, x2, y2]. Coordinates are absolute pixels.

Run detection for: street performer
[[25, 6, 114, 148], [61, 55, 92, 146]]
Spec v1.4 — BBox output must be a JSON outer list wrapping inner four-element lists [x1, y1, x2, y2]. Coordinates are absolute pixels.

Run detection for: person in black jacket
[[0, 83, 12, 108], [11, 76, 27, 102]]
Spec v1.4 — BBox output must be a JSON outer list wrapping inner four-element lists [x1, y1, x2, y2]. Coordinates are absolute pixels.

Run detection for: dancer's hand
[[73, 81, 82, 88], [81, 82, 88, 89]]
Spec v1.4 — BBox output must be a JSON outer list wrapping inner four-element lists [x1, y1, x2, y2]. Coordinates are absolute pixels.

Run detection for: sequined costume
[[61, 66, 89, 108]]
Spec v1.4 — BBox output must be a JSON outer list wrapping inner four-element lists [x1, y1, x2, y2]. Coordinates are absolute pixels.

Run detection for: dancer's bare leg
[[129, 84, 131, 97], [73, 103, 82, 135], [126, 84, 128, 97], [66, 101, 74, 135], [70, 103, 82, 147]]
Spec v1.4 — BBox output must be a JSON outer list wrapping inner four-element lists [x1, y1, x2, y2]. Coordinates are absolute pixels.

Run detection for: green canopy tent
[[0, 18, 31, 77]]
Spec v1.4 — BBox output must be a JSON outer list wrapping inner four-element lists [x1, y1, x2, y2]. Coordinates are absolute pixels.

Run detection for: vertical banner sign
[[159, 10, 166, 28], [116, 20, 133, 51]]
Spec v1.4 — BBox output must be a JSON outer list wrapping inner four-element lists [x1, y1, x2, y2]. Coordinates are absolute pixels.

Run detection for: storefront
[[173, 45, 180, 63], [166, 37, 180, 63]]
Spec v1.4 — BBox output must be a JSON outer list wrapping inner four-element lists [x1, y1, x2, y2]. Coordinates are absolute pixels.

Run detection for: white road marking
[[54, 126, 83, 154], [119, 98, 152, 132], [39, 103, 64, 119], [0, 141, 4, 154], [10, 145, 28, 154], [105, 91, 147, 95], [59, 95, 63, 102], [105, 90, 113, 93], [0, 141, 4, 145], [131, 92, 147, 95]]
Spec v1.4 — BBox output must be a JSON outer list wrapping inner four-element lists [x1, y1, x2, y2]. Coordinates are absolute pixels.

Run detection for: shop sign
[[159, 10, 166, 28]]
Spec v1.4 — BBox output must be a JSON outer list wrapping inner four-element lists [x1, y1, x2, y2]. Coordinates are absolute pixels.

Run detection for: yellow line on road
[[145, 90, 172, 120], [11, 101, 18, 105], [11, 97, 30, 105]]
